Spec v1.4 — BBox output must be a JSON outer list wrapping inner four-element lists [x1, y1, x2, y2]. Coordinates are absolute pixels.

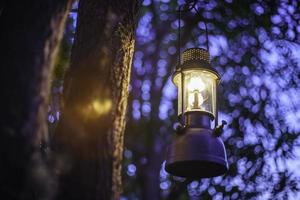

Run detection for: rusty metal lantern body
[[165, 48, 228, 178]]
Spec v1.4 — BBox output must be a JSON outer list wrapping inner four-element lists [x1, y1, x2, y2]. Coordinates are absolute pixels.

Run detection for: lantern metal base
[[165, 128, 228, 178]]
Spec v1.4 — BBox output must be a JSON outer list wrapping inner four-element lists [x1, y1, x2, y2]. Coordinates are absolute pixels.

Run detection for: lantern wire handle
[[177, 5, 182, 67], [177, 5, 185, 117], [176, 1, 210, 62], [176, 1, 198, 68], [193, 7, 210, 52]]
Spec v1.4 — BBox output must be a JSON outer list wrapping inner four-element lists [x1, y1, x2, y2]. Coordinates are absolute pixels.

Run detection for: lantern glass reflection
[[173, 69, 218, 118]]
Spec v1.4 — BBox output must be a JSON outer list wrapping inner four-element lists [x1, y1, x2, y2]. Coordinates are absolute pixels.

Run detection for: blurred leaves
[[123, 0, 300, 199], [48, 0, 300, 199]]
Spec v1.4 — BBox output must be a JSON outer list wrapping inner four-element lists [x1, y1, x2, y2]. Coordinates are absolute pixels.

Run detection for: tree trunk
[[54, 0, 138, 199], [0, 1, 72, 199]]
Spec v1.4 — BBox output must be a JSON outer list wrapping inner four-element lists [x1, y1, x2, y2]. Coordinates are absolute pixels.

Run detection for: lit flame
[[187, 76, 206, 109], [187, 76, 205, 92]]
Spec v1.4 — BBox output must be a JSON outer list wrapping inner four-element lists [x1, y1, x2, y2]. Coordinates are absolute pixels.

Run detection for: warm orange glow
[[91, 99, 112, 116]]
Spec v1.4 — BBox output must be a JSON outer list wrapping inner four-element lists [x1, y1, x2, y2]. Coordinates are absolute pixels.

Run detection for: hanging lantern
[[173, 48, 218, 122], [165, 48, 228, 178]]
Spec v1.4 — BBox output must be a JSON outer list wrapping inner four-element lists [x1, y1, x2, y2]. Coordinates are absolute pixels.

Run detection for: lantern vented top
[[181, 48, 210, 65]]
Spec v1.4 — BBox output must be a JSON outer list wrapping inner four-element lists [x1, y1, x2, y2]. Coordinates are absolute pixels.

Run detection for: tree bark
[[0, 1, 72, 199], [54, 0, 138, 199]]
